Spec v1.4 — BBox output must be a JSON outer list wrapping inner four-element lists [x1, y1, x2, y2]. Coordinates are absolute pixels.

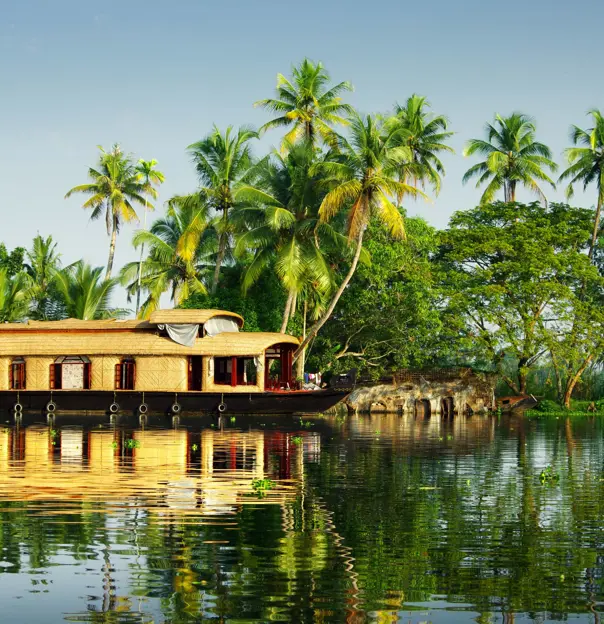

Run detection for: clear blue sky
[[1, 0, 602, 307]]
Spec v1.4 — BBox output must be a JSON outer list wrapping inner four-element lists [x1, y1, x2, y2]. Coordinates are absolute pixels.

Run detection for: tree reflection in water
[[0, 414, 604, 622]]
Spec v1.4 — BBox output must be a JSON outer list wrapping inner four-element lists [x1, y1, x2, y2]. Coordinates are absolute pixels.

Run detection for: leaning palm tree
[[559, 109, 604, 259], [0, 270, 30, 322], [24, 235, 62, 320], [187, 125, 261, 294], [255, 58, 353, 149], [293, 112, 424, 361], [134, 159, 165, 314], [233, 141, 340, 333], [53, 261, 122, 320], [65, 144, 149, 279], [121, 197, 212, 318], [385, 94, 454, 202], [462, 113, 557, 204]]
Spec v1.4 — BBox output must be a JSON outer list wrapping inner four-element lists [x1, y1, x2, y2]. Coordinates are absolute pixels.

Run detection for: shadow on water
[[1, 412, 604, 622]]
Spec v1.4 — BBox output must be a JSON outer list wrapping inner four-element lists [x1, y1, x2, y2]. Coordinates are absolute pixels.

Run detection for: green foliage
[[0, 244, 26, 277], [539, 465, 560, 485], [439, 201, 595, 395]]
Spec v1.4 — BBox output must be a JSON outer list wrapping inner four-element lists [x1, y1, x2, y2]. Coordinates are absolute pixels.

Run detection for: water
[[0, 412, 603, 623]]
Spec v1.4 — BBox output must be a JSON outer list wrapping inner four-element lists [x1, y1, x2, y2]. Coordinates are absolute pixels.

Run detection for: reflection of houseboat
[[0, 309, 352, 415]]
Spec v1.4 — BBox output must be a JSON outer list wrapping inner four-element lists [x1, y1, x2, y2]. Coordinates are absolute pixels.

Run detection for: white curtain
[[158, 324, 199, 347], [205, 316, 240, 337]]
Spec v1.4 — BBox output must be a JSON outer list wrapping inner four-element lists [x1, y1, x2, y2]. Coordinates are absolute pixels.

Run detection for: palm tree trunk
[[105, 215, 118, 280], [135, 199, 148, 315], [210, 209, 228, 295], [280, 289, 295, 334], [588, 194, 603, 259], [510, 181, 516, 202], [295, 298, 307, 379], [293, 227, 366, 363]]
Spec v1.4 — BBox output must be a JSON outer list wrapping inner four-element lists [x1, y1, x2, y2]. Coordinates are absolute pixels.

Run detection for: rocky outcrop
[[344, 370, 496, 414]]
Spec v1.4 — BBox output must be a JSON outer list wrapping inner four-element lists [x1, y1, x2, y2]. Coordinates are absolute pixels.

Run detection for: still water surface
[[0, 413, 603, 623]]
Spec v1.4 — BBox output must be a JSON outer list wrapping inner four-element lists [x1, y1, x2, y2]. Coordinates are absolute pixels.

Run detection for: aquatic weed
[[539, 465, 560, 485]]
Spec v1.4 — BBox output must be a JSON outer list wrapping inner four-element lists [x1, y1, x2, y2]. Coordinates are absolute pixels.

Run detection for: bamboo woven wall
[[26, 356, 55, 390], [135, 356, 188, 393], [0, 357, 10, 391], [91, 356, 121, 391]]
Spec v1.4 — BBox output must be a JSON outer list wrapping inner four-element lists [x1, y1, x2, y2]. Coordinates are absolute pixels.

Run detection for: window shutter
[[130, 361, 136, 390], [188, 357, 193, 391], [115, 363, 121, 390], [49, 364, 55, 389], [84, 363, 91, 389], [9, 363, 13, 390]]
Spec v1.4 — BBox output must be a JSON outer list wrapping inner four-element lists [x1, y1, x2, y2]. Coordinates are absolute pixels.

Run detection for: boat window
[[214, 357, 258, 386], [188, 356, 203, 391], [50, 356, 91, 390], [10, 357, 26, 390], [115, 358, 135, 390]]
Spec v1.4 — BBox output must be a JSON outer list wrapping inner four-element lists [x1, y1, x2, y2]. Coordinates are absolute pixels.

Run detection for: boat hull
[[0, 389, 349, 415]]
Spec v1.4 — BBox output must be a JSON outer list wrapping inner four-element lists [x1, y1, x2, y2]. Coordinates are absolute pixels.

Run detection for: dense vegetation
[[2, 59, 603, 407]]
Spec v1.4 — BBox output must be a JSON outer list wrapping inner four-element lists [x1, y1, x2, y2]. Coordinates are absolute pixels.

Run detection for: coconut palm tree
[[255, 58, 353, 149], [233, 141, 341, 333], [462, 113, 557, 205], [0, 269, 30, 322], [385, 94, 454, 202], [293, 112, 424, 361], [24, 235, 63, 320], [65, 144, 148, 279], [559, 109, 604, 259], [53, 261, 122, 320], [121, 196, 213, 318], [135, 159, 165, 314], [187, 126, 263, 294]]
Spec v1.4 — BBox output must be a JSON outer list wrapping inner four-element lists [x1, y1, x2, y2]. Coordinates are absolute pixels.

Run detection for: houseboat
[[0, 309, 353, 415]]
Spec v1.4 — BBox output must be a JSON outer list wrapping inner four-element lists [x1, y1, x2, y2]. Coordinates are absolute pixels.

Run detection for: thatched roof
[[0, 329, 298, 357], [0, 309, 244, 332], [150, 309, 244, 327]]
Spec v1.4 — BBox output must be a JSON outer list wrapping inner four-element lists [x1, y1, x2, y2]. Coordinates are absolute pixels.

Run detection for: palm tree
[[187, 125, 261, 294], [0, 270, 30, 322], [233, 141, 339, 333], [24, 235, 62, 320], [462, 113, 557, 204], [385, 94, 454, 202], [559, 109, 604, 259], [255, 58, 353, 149], [121, 197, 212, 318], [293, 112, 424, 361], [65, 144, 149, 279], [53, 261, 122, 320], [135, 159, 165, 314]]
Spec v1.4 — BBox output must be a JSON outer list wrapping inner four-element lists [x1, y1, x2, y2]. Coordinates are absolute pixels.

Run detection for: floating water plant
[[539, 465, 560, 485], [291, 436, 302, 445], [124, 438, 140, 449]]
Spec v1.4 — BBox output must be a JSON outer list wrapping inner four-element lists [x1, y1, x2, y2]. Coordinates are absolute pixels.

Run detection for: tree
[[54, 261, 122, 320], [255, 58, 353, 149], [134, 159, 165, 315], [306, 216, 447, 378], [233, 141, 340, 334], [24, 235, 63, 320], [463, 113, 557, 204], [559, 109, 604, 259], [439, 202, 594, 395], [385, 94, 454, 201], [65, 144, 148, 279], [0, 269, 30, 322], [293, 112, 423, 362], [187, 126, 261, 294], [0, 244, 25, 277], [121, 197, 212, 318]]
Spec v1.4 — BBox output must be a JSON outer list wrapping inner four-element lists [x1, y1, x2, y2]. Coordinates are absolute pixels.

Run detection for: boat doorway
[[441, 397, 455, 419], [265, 343, 295, 390], [188, 356, 203, 391]]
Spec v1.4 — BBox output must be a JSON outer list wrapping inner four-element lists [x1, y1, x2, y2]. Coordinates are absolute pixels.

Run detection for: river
[[0, 412, 602, 622]]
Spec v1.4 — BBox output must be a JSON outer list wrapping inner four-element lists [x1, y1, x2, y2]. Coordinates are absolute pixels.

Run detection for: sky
[[1, 0, 602, 310]]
